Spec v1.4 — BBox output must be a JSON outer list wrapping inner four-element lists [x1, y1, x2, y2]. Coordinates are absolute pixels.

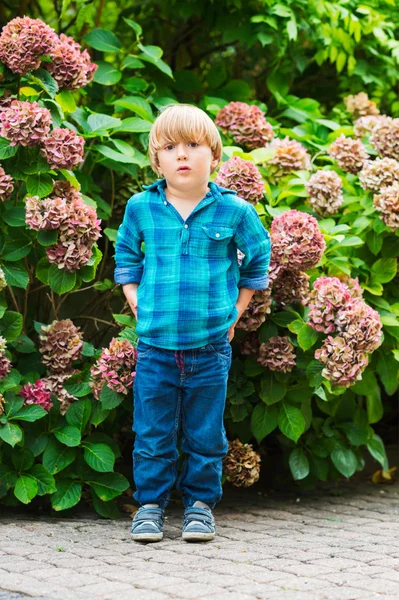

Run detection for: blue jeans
[[132, 331, 232, 510]]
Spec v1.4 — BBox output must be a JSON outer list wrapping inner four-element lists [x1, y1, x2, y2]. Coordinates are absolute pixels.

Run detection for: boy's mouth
[[177, 166, 191, 172]]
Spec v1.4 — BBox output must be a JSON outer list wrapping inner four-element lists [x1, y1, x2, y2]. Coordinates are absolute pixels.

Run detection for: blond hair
[[148, 103, 223, 174]]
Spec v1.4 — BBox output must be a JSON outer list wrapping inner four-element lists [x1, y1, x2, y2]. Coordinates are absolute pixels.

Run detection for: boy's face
[[156, 138, 219, 189]]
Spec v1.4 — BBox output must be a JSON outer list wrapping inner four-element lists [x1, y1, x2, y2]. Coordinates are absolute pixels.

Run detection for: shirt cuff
[[238, 274, 269, 290], [114, 267, 143, 285]]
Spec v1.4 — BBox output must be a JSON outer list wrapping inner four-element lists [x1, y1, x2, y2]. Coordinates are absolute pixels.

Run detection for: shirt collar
[[142, 178, 237, 202]]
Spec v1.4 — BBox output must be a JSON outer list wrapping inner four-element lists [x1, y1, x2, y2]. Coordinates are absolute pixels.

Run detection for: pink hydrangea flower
[[271, 210, 326, 271], [45, 33, 97, 91], [0, 165, 14, 201], [215, 101, 273, 150], [0, 17, 57, 75], [19, 379, 53, 412], [25, 195, 68, 230], [90, 338, 138, 399], [41, 128, 85, 170], [0, 100, 52, 147], [214, 156, 264, 205]]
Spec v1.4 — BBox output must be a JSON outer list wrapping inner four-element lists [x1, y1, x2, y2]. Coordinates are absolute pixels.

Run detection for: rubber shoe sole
[[182, 530, 215, 542], [182, 507, 216, 542]]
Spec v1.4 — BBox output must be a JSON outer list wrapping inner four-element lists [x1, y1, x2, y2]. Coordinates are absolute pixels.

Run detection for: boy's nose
[[176, 144, 188, 157]]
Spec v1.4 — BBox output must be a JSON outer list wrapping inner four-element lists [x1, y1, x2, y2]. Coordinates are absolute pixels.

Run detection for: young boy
[[114, 103, 271, 543]]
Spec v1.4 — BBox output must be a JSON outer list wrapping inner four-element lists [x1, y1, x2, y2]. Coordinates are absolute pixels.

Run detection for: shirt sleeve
[[114, 199, 145, 285], [234, 203, 271, 290]]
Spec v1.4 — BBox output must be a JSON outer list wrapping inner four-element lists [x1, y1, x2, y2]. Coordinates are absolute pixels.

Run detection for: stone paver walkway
[[0, 479, 398, 600]]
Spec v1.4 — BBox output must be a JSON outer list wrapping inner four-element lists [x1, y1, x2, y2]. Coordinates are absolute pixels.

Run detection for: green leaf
[[250, 402, 279, 443], [25, 432, 48, 457], [11, 404, 47, 422], [37, 229, 58, 247], [91, 491, 120, 519], [0, 465, 18, 490], [0, 368, 21, 392], [122, 17, 142, 35], [331, 444, 357, 478], [278, 403, 306, 442], [90, 401, 110, 427], [112, 117, 152, 133], [376, 353, 398, 396], [0, 138, 18, 160], [367, 230, 383, 256], [289, 448, 309, 480], [2, 235, 32, 262], [29, 68, 58, 97], [2, 207, 26, 227], [95, 144, 141, 164], [93, 61, 121, 85], [366, 387, 383, 424], [306, 360, 324, 387], [87, 113, 122, 133], [339, 423, 370, 446], [0, 311, 23, 341], [259, 373, 286, 405], [100, 385, 125, 409], [48, 264, 76, 294], [371, 258, 397, 284], [83, 442, 115, 472], [367, 434, 389, 472], [309, 455, 329, 481], [112, 313, 136, 326], [86, 472, 129, 501], [29, 464, 56, 496], [297, 324, 319, 351], [12, 447, 35, 471], [113, 96, 153, 121], [51, 479, 82, 511], [54, 425, 81, 447], [14, 475, 39, 504], [55, 90, 76, 113], [122, 56, 145, 70], [42, 438, 76, 474], [26, 174, 54, 199], [84, 29, 121, 52], [137, 53, 173, 79], [2, 262, 29, 289], [35, 256, 50, 285], [65, 398, 91, 432]]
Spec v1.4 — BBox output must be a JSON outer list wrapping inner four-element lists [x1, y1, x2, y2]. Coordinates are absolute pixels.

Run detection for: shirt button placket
[[181, 223, 189, 255]]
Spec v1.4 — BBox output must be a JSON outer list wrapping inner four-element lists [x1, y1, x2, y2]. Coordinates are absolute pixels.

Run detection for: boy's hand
[[122, 283, 138, 320], [228, 306, 243, 342]]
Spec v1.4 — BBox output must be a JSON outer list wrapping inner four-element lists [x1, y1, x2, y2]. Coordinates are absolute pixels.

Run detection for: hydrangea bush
[[0, 17, 397, 515]]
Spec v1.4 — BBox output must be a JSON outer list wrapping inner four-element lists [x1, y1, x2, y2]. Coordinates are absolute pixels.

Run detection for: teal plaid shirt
[[114, 178, 271, 350]]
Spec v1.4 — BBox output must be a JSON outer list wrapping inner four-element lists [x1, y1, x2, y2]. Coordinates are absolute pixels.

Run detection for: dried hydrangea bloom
[[39, 319, 84, 373], [315, 336, 369, 387], [0, 352, 11, 379], [0, 91, 14, 110], [19, 379, 53, 412], [370, 117, 399, 160], [271, 210, 326, 271], [236, 288, 272, 332], [335, 301, 383, 354], [359, 158, 399, 193], [0, 165, 14, 201], [41, 128, 85, 170], [0, 100, 52, 147], [45, 197, 102, 271], [307, 276, 352, 334], [0, 17, 57, 75], [90, 338, 137, 399], [239, 331, 261, 357], [328, 135, 369, 174], [51, 180, 82, 203], [0, 267, 7, 292], [215, 101, 273, 150], [222, 439, 261, 487], [258, 336, 296, 373], [0, 393, 4, 416], [45, 33, 97, 91], [42, 370, 79, 415], [340, 276, 364, 299], [25, 195, 68, 230], [214, 156, 264, 205], [268, 136, 311, 179], [272, 269, 311, 306], [373, 183, 399, 230], [344, 92, 380, 119], [354, 115, 389, 138], [305, 170, 344, 217]]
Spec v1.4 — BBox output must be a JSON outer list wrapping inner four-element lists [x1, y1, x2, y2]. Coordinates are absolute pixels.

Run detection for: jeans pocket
[[209, 336, 232, 362], [136, 339, 155, 358]]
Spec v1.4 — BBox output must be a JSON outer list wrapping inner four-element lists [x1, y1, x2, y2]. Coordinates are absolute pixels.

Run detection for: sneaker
[[182, 500, 216, 542], [130, 504, 165, 542]]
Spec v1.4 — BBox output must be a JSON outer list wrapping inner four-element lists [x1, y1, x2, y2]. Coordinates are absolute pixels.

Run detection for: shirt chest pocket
[[190, 225, 235, 258]]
